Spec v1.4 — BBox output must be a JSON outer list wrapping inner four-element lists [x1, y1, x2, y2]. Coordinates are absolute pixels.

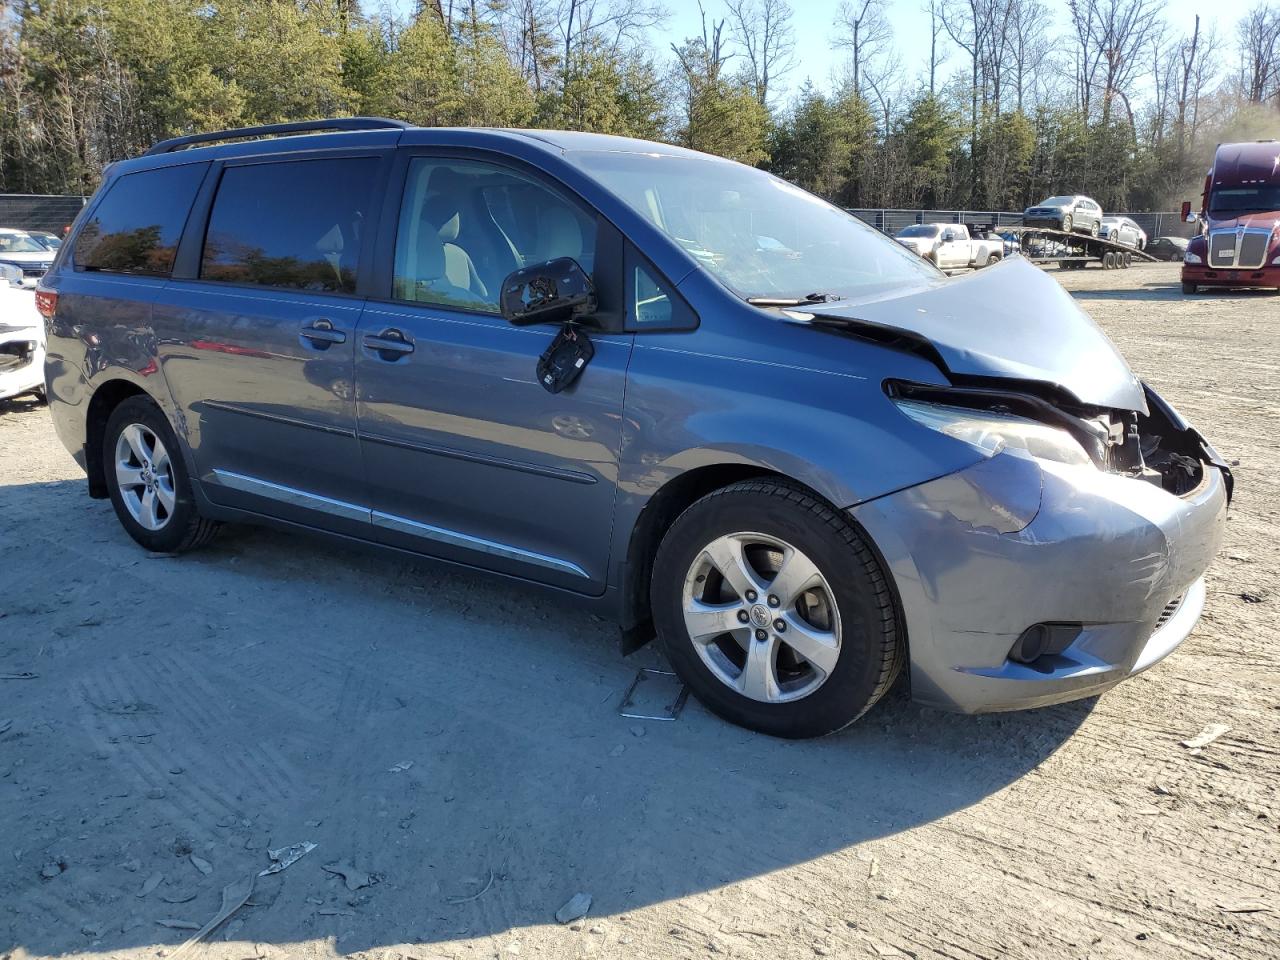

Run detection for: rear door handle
[[300, 319, 346, 348], [363, 329, 414, 359]]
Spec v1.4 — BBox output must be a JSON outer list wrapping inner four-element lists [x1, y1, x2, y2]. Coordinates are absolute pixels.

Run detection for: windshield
[[0, 233, 48, 254], [1040, 196, 1074, 206], [897, 225, 939, 238], [33, 234, 61, 249], [1209, 186, 1280, 216], [573, 152, 938, 300]]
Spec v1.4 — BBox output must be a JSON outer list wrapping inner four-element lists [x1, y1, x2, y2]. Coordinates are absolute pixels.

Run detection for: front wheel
[[103, 396, 219, 553], [651, 481, 902, 738], [1061, 214, 1073, 233]]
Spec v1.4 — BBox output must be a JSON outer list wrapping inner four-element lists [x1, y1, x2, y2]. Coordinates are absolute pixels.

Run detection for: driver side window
[[392, 158, 596, 314]]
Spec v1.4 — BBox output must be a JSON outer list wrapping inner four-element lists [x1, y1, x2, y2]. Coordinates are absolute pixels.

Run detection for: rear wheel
[[1090, 220, 1100, 237], [651, 480, 902, 739], [103, 396, 218, 553], [985, 252, 1000, 266], [1182, 281, 1198, 294]]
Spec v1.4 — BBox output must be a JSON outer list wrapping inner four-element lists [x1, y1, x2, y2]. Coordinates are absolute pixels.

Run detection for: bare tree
[[923, 0, 946, 95], [1237, 1, 1280, 103], [833, 0, 892, 98], [725, 0, 795, 106], [1068, 0, 1165, 128], [1002, 0, 1051, 112], [941, 0, 996, 197]]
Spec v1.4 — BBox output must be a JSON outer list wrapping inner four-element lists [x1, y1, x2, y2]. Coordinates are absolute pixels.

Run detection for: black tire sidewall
[[652, 487, 897, 739], [103, 396, 200, 552]]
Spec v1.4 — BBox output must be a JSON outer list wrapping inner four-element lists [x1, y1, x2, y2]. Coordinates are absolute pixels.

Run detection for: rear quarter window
[[74, 163, 208, 276]]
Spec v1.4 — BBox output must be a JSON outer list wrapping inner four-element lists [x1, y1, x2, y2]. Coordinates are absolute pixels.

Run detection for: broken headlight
[[895, 400, 1094, 467]]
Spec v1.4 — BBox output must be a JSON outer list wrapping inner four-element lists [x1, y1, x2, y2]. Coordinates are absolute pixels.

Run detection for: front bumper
[[1182, 263, 1280, 289], [851, 453, 1228, 713], [1024, 216, 1066, 229]]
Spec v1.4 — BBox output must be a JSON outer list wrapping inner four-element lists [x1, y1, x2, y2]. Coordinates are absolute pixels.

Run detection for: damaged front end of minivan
[[789, 258, 1231, 713]]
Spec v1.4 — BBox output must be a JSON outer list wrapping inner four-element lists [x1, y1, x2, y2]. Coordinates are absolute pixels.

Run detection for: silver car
[[1023, 195, 1104, 236], [41, 120, 1230, 738], [1099, 217, 1146, 249]]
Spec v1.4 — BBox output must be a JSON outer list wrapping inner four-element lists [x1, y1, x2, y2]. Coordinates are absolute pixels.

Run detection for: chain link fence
[[0, 194, 87, 233], [848, 208, 1196, 239]]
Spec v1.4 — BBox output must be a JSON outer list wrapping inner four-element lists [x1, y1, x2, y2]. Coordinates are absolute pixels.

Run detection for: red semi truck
[[1181, 140, 1280, 294]]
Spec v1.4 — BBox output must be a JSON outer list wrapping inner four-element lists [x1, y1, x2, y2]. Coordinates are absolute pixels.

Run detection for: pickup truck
[[893, 223, 1003, 269]]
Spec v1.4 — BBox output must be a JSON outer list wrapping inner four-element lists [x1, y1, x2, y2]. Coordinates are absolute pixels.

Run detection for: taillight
[[34, 288, 57, 319]]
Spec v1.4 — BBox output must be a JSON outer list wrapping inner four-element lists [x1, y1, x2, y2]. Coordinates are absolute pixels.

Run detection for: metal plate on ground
[[618, 668, 688, 721]]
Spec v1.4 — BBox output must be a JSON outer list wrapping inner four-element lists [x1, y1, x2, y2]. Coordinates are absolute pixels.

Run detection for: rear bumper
[[1182, 264, 1280, 288], [851, 453, 1228, 713]]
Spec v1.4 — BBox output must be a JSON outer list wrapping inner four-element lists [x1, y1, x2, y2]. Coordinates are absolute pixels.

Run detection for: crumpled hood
[[804, 256, 1147, 412]]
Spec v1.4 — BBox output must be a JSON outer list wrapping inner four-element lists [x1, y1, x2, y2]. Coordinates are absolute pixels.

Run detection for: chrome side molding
[[206, 469, 588, 579]]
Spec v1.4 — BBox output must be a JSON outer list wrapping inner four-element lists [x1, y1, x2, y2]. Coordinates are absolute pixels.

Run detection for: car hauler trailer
[[1181, 140, 1280, 294], [1000, 226, 1157, 270]]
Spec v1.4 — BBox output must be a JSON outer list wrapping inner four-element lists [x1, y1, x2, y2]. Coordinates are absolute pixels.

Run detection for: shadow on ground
[[0, 478, 1094, 956], [1070, 280, 1280, 302]]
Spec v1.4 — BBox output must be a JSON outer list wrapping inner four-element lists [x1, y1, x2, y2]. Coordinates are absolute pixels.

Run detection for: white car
[[0, 227, 58, 287], [1098, 217, 1147, 249], [0, 267, 46, 401]]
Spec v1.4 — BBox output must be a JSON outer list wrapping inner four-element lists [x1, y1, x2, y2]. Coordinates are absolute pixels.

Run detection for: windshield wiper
[[745, 292, 845, 307]]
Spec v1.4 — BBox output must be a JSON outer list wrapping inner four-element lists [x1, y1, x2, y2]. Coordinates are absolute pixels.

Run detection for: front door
[[158, 152, 386, 534], [354, 154, 631, 593]]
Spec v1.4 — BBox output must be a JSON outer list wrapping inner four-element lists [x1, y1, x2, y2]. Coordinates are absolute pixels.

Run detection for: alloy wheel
[[114, 423, 176, 531], [681, 532, 841, 703]]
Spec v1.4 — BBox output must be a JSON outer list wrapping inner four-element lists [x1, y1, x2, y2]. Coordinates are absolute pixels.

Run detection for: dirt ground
[[0, 262, 1276, 960]]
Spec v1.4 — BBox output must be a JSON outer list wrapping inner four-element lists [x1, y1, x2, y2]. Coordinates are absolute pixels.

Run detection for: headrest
[[413, 225, 445, 281], [423, 194, 461, 242], [315, 224, 344, 255]]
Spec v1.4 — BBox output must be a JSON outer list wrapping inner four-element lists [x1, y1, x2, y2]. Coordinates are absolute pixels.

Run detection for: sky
[[390, 0, 1256, 103]]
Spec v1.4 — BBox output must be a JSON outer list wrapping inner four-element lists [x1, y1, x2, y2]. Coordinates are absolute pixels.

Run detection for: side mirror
[[942, 230, 956, 242], [1180, 201, 1195, 224], [500, 257, 596, 326]]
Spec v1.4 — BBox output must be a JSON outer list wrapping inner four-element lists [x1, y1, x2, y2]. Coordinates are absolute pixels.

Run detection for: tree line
[[1, 0, 1278, 211]]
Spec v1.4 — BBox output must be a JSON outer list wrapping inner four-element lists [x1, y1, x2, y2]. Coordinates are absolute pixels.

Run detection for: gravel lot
[[1, 262, 1276, 960]]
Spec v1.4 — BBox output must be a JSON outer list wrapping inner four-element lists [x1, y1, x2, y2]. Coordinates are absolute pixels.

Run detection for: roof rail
[[144, 117, 413, 156]]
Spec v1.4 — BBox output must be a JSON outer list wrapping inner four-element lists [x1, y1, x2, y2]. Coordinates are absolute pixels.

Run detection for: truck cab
[[1181, 140, 1280, 294]]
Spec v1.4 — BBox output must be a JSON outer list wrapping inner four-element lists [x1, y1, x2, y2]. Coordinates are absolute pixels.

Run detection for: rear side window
[[201, 158, 377, 294], [74, 163, 207, 276]]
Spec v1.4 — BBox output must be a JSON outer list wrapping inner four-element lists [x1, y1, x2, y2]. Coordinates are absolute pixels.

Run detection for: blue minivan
[[39, 118, 1230, 737]]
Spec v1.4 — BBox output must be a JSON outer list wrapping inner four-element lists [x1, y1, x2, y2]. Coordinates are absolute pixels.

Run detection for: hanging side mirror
[[500, 257, 596, 326], [1180, 200, 1196, 224]]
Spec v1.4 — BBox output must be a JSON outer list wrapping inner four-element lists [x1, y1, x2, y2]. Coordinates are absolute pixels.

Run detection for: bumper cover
[[1182, 263, 1280, 289], [851, 453, 1228, 713]]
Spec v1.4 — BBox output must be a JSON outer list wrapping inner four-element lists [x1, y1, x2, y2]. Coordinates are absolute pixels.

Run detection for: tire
[[651, 480, 902, 739], [985, 253, 1000, 266], [1102, 253, 1113, 269], [1123, 252, 1132, 268], [1090, 220, 1099, 237], [1182, 281, 1197, 295], [1061, 214, 1072, 234], [103, 395, 219, 553]]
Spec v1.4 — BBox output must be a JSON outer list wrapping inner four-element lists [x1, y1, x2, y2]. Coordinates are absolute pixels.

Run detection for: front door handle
[[363, 329, 415, 360], [300, 318, 347, 348]]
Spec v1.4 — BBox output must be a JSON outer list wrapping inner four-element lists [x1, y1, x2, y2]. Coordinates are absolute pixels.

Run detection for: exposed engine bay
[[885, 377, 1231, 500]]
